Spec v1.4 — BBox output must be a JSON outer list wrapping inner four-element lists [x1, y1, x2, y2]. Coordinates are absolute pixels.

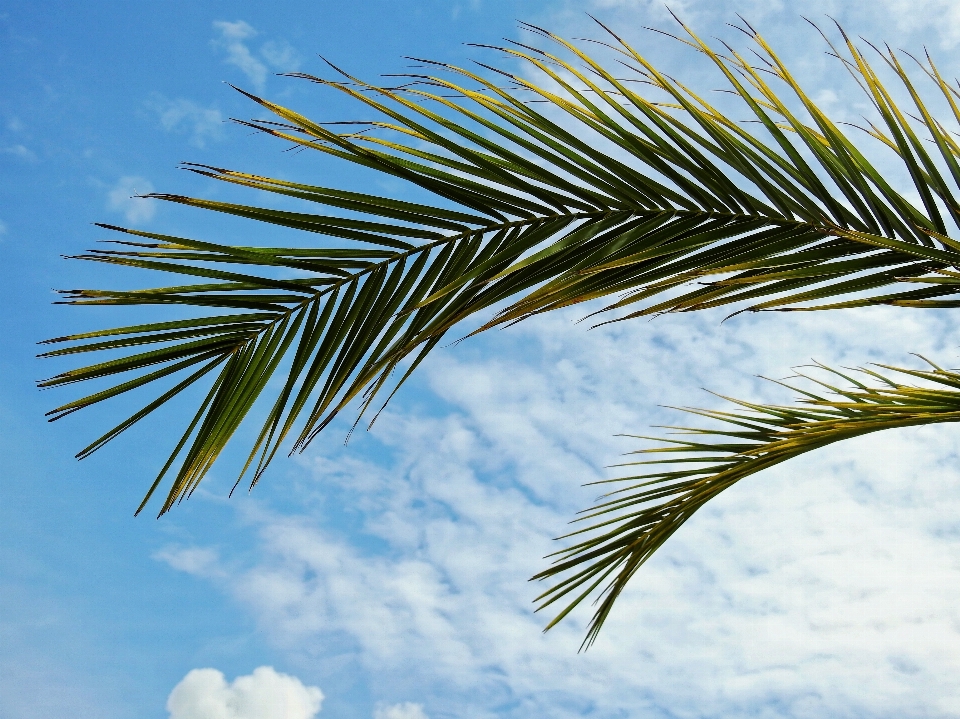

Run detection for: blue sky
[[4, 1, 960, 718]]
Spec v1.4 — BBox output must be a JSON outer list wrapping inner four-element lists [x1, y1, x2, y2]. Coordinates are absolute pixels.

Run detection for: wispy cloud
[[212, 20, 268, 90], [260, 39, 300, 72], [874, 0, 960, 47], [167, 666, 323, 719], [1, 144, 36, 161], [212, 20, 301, 91], [145, 95, 224, 147], [153, 546, 223, 578], [450, 0, 482, 21], [578, 0, 960, 48], [106, 176, 155, 224]]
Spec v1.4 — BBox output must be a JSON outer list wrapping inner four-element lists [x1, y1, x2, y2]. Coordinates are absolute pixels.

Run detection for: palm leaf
[[42, 16, 960, 639]]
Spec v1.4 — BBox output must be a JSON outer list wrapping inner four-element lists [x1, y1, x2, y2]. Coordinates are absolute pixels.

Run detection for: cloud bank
[[160, 305, 960, 719]]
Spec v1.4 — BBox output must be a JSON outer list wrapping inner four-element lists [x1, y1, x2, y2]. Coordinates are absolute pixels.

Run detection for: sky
[[4, 1, 960, 718]]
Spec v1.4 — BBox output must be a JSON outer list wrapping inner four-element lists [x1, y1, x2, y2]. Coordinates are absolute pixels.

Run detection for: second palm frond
[[533, 359, 960, 647]]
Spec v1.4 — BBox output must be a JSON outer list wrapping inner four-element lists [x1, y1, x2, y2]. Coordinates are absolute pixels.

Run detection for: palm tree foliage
[[42, 16, 960, 643]]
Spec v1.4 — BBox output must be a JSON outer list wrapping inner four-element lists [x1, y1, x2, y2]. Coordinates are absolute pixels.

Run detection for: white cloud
[[167, 666, 323, 719], [106, 176, 155, 224], [160, 305, 960, 719], [374, 703, 428, 719], [213, 20, 268, 90], [154, 546, 222, 577], [146, 95, 224, 147]]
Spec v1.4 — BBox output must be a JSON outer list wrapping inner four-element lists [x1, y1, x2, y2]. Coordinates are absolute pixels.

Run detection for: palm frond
[[42, 15, 960, 589], [533, 359, 960, 648]]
